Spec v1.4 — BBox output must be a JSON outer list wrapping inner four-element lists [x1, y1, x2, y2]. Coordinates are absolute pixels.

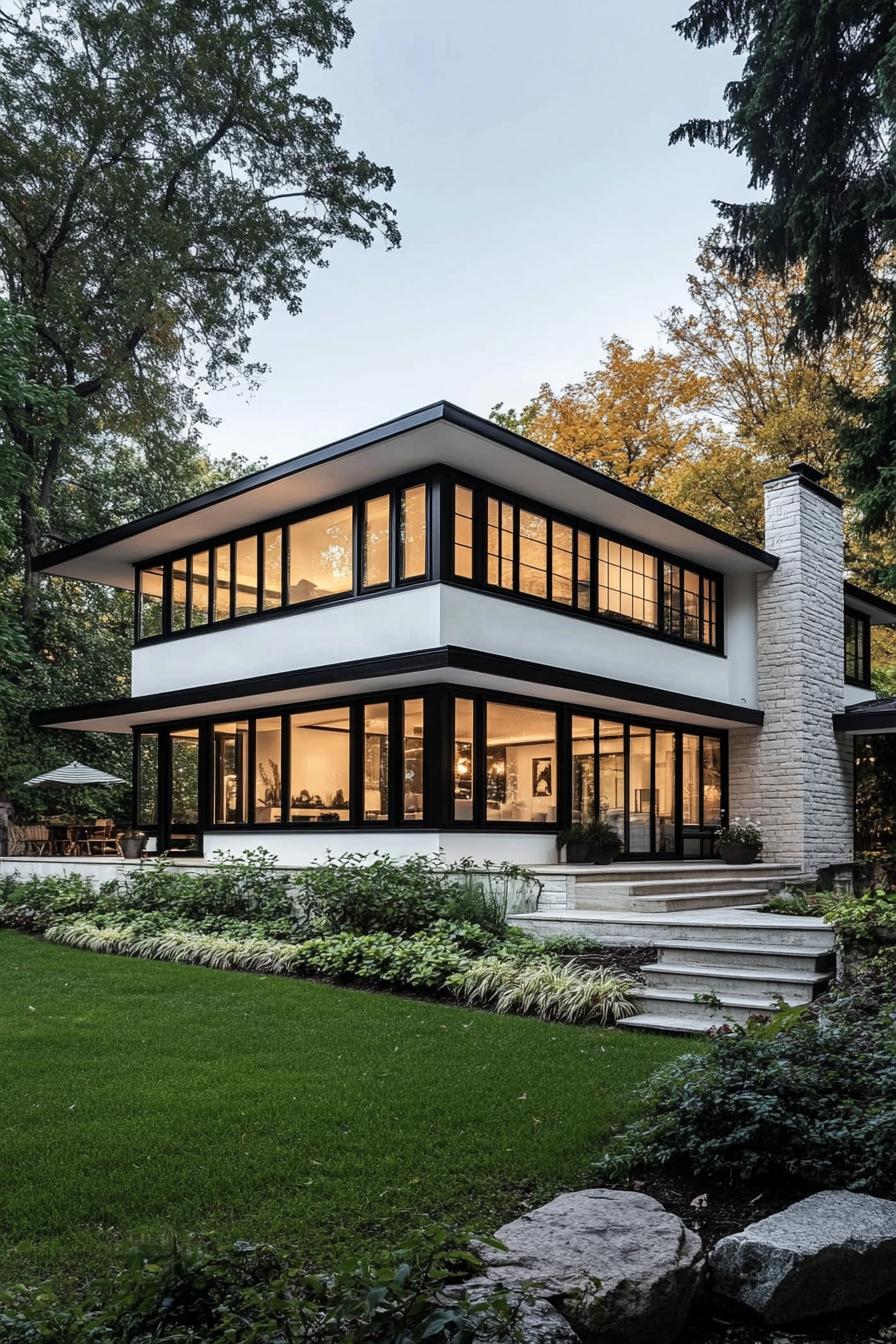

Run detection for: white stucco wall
[[132, 577, 759, 711], [204, 830, 560, 865]]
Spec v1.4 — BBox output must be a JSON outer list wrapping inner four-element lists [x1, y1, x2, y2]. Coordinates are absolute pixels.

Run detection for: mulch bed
[[565, 943, 658, 979], [631, 1173, 896, 1344]]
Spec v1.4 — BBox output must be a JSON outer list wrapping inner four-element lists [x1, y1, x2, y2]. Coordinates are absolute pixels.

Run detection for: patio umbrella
[[24, 761, 126, 787]]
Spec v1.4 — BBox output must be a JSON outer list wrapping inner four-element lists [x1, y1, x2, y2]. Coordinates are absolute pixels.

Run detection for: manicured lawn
[[0, 930, 693, 1287]]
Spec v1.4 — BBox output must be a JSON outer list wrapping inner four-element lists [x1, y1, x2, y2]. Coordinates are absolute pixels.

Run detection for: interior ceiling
[[37, 415, 775, 590]]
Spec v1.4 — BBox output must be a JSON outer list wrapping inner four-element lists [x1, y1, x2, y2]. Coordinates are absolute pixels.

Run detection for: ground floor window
[[134, 688, 728, 856]]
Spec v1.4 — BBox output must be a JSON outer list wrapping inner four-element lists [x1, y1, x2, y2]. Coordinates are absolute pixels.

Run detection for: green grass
[[0, 930, 693, 1288]]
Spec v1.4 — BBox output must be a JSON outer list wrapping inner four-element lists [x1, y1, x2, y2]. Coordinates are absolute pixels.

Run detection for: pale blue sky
[[204, 0, 749, 465]]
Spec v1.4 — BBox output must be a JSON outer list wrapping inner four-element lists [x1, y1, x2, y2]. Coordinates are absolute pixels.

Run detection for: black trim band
[[32, 645, 764, 728]]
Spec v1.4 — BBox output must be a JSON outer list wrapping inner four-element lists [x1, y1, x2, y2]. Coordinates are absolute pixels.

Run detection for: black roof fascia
[[844, 581, 896, 623], [32, 400, 779, 574]]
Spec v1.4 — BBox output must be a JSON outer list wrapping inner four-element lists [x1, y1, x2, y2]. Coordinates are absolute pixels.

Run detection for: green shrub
[[0, 872, 119, 930], [0, 1225, 523, 1343], [595, 992, 896, 1190], [442, 860, 541, 931], [826, 888, 896, 944], [294, 852, 455, 935]]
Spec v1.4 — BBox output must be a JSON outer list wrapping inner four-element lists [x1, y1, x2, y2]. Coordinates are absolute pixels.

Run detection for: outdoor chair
[[84, 818, 121, 856], [8, 823, 52, 856]]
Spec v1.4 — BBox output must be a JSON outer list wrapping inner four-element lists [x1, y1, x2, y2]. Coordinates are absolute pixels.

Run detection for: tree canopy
[[670, 0, 896, 537], [0, 0, 399, 812]]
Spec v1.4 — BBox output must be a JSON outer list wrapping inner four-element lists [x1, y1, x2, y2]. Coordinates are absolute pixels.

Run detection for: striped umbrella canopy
[[24, 761, 127, 788]]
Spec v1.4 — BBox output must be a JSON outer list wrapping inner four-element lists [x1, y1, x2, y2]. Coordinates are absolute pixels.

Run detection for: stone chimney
[[727, 463, 853, 873]]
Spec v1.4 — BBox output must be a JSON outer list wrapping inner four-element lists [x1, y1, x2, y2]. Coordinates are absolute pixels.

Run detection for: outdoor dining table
[[46, 822, 94, 856]]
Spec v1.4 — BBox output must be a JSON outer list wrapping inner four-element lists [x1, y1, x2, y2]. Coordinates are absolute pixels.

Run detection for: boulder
[[471, 1188, 704, 1343], [710, 1190, 896, 1323]]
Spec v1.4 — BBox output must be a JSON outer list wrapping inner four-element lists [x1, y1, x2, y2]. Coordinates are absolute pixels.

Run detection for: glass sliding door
[[627, 725, 653, 854], [654, 730, 677, 854], [167, 727, 201, 854]]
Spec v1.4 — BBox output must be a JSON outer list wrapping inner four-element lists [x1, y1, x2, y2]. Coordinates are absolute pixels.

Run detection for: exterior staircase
[[511, 862, 834, 1034]]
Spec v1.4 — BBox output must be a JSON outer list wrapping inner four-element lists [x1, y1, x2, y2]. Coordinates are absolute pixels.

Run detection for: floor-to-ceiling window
[[485, 701, 557, 824], [289, 706, 351, 822]]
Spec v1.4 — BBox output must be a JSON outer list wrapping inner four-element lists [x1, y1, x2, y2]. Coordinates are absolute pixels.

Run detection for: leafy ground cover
[[0, 931, 690, 1289]]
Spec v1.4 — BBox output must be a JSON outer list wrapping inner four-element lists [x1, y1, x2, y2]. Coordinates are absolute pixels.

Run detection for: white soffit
[[37, 410, 774, 590]]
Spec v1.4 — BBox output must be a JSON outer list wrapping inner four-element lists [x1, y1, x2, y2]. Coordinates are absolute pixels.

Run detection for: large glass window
[[663, 562, 717, 648], [213, 544, 231, 622], [402, 698, 425, 820], [627, 724, 652, 853], [703, 736, 722, 825], [845, 610, 869, 684], [487, 497, 515, 589], [576, 532, 592, 612], [288, 505, 353, 605], [399, 485, 427, 580], [171, 559, 188, 633], [571, 715, 595, 824], [599, 539, 657, 627], [454, 485, 474, 580], [682, 733, 700, 826], [518, 509, 548, 599], [290, 706, 350, 822], [364, 703, 390, 821], [262, 529, 283, 610], [234, 536, 258, 618], [138, 566, 164, 639], [453, 697, 475, 822], [254, 716, 282, 822], [169, 727, 200, 852], [190, 552, 210, 627], [551, 522, 574, 606], [599, 721, 625, 845], [485, 701, 557, 824], [137, 733, 159, 827], [213, 720, 249, 824], [362, 495, 391, 589], [655, 729, 677, 854]]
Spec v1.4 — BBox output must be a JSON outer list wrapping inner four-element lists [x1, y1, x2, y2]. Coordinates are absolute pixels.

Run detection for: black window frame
[[844, 607, 872, 688], [133, 468, 435, 646], [445, 468, 725, 655]]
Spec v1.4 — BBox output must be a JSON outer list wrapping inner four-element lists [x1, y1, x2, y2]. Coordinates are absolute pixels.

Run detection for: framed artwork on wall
[[532, 757, 553, 798]]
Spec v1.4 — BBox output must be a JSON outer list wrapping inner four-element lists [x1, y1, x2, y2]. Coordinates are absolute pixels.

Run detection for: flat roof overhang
[[843, 581, 896, 626], [33, 401, 778, 590], [834, 697, 896, 735], [33, 647, 764, 735]]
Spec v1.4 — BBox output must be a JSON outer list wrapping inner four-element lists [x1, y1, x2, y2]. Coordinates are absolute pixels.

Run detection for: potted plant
[[717, 817, 763, 865], [119, 829, 148, 859], [556, 817, 623, 865]]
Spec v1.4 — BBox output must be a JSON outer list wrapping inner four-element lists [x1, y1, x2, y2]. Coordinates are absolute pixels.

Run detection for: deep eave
[[834, 695, 896, 734], [843, 580, 896, 626], [32, 400, 779, 587], [32, 646, 764, 734]]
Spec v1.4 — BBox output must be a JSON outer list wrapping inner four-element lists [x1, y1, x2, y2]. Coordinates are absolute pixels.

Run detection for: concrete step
[[510, 911, 835, 949], [564, 862, 799, 886], [641, 962, 828, 1003], [627, 985, 782, 1025], [619, 1013, 722, 1036], [654, 940, 835, 974], [576, 876, 782, 899], [627, 888, 769, 914]]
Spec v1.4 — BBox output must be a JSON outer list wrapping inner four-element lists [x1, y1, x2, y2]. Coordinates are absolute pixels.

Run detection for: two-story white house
[[31, 401, 896, 873]]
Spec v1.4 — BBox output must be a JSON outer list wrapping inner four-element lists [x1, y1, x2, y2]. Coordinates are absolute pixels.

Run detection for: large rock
[[471, 1188, 704, 1344], [710, 1190, 896, 1323]]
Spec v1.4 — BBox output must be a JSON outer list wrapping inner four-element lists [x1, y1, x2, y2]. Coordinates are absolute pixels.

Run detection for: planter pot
[[590, 846, 618, 866], [719, 842, 761, 865], [121, 834, 148, 860], [564, 841, 591, 864]]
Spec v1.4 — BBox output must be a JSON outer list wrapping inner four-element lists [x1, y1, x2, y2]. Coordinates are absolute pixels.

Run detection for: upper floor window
[[135, 481, 428, 642], [845, 609, 870, 686], [461, 485, 720, 651]]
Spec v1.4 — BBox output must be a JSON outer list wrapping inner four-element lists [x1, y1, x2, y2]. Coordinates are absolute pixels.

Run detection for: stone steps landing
[[573, 862, 799, 914]]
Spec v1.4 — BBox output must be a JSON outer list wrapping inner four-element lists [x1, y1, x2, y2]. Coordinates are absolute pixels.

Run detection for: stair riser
[[629, 994, 776, 1024], [656, 945, 835, 973], [567, 864, 798, 886], [641, 970, 824, 1002], [576, 879, 775, 899], [509, 915, 835, 949], [627, 892, 765, 914]]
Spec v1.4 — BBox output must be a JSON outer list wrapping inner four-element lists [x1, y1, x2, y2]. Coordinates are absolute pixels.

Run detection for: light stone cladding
[[727, 472, 853, 873]]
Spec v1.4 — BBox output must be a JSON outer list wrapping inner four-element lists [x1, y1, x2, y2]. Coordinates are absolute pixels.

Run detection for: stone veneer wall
[[727, 470, 853, 873]]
